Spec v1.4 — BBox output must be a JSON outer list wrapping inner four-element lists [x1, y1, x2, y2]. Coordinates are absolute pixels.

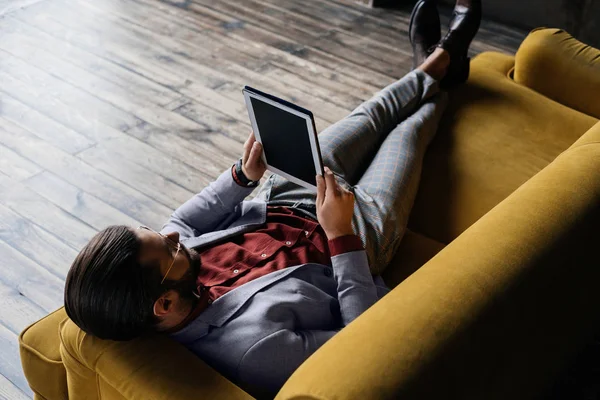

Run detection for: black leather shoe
[[437, 0, 482, 88], [409, 0, 441, 70]]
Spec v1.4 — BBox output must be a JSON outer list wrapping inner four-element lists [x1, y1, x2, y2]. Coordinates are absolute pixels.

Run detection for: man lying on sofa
[[64, 0, 481, 397]]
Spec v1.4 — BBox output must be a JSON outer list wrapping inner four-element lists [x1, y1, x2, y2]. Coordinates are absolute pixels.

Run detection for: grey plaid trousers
[[257, 70, 448, 275]]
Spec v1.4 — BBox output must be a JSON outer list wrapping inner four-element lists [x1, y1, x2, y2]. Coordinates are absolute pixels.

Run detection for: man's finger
[[316, 174, 325, 207], [242, 132, 255, 164], [324, 168, 338, 198], [248, 142, 262, 166], [247, 132, 256, 147]]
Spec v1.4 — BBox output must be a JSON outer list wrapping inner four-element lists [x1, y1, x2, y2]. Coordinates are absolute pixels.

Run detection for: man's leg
[[353, 91, 448, 274], [318, 69, 440, 186], [262, 68, 442, 216]]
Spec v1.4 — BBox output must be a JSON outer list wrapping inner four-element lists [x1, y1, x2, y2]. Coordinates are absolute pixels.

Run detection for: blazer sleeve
[[161, 168, 257, 237], [237, 329, 338, 397], [331, 250, 379, 326]]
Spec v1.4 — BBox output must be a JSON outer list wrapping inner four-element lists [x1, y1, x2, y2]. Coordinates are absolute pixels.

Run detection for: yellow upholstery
[[58, 317, 253, 400], [278, 128, 600, 399], [408, 50, 598, 244], [19, 28, 600, 400], [19, 308, 68, 400], [382, 230, 445, 288], [514, 28, 600, 119]]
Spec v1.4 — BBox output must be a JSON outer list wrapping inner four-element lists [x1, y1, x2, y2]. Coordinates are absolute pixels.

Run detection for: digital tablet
[[242, 86, 324, 191]]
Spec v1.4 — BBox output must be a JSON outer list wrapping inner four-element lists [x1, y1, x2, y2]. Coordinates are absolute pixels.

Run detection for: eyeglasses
[[137, 226, 181, 284]]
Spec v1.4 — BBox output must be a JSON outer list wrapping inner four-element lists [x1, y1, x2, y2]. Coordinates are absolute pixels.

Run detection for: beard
[[162, 246, 202, 304]]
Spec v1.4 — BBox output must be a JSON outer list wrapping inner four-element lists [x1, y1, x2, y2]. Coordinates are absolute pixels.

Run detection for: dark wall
[[440, 0, 600, 48]]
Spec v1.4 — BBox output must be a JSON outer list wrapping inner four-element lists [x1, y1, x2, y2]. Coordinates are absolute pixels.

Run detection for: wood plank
[[311, 29, 406, 78], [236, 0, 407, 57], [0, 29, 196, 131], [79, 0, 368, 111], [15, 1, 235, 89], [0, 239, 64, 313], [0, 118, 173, 228], [0, 280, 46, 336], [193, 0, 403, 77], [88, 134, 213, 193], [24, 171, 143, 230], [0, 43, 208, 142], [141, 0, 393, 89], [0, 71, 123, 145], [12, 12, 197, 91], [0, 69, 217, 196], [0, 0, 44, 16], [0, 50, 142, 133], [0, 203, 78, 280], [0, 91, 94, 155], [110, 0, 381, 99], [135, 0, 390, 88], [0, 373, 30, 400], [0, 174, 97, 250], [268, 0, 410, 48], [173, 100, 252, 144], [47, 0, 351, 123], [77, 145, 196, 209], [67, 2, 380, 114], [0, 16, 182, 108], [0, 144, 41, 181], [0, 45, 219, 185], [0, 323, 32, 397], [125, 123, 239, 178], [290, 45, 397, 88], [194, 0, 325, 44]]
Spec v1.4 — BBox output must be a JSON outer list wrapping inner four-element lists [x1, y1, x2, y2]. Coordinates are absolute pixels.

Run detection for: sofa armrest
[[277, 131, 600, 399], [59, 318, 253, 400], [514, 28, 600, 119]]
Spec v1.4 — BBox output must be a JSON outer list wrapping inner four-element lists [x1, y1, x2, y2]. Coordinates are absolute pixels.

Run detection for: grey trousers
[[257, 70, 448, 275]]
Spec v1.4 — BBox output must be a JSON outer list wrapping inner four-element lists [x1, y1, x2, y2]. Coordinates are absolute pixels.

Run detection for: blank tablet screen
[[250, 97, 317, 186]]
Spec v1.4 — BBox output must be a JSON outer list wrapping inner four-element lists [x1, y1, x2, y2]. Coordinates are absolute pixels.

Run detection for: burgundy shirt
[[197, 206, 363, 303]]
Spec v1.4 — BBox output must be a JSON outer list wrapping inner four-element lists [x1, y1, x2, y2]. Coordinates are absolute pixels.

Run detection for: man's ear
[[153, 291, 175, 317]]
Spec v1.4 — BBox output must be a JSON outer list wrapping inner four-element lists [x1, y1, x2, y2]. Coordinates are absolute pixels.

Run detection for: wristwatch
[[233, 158, 259, 187]]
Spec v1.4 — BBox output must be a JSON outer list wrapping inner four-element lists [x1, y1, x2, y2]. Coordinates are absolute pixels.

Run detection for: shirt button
[[285, 241, 292, 246], [304, 231, 309, 236], [207, 299, 213, 304], [233, 269, 239, 274], [261, 253, 267, 258], [324, 268, 333, 277]]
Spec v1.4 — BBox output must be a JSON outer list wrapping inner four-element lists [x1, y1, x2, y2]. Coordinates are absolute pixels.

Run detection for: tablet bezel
[[242, 86, 324, 191]]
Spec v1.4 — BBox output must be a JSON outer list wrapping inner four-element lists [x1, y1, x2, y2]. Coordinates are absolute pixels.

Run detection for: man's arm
[[317, 168, 380, 325], [163, 167, 257, 236], [330, 248, 379, 325], [162, 132, 267, 237]]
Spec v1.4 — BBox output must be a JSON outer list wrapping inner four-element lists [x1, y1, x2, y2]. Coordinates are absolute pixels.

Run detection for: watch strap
[[233, 159, 259, 187]]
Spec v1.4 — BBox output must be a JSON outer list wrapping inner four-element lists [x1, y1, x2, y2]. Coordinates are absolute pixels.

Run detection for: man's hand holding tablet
[[242, 86, 324, 191], [241, 131, 267, 182]]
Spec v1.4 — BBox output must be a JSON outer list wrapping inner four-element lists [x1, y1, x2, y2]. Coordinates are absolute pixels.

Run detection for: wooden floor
[[0, 0, 526, 397]]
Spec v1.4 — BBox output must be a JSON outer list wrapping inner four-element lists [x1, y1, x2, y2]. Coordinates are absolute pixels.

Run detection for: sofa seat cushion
[[19, 307, 68, 400], [383, 230, 445, 289], [408, 52, 598, 244]]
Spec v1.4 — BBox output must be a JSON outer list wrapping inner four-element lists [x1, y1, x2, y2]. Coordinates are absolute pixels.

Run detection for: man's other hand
[[316, 167, 355, 240], [242, 131, 267, 181]]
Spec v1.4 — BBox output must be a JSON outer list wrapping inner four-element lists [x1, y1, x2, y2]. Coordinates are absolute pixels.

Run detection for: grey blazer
[[164, 169, 389, 398]]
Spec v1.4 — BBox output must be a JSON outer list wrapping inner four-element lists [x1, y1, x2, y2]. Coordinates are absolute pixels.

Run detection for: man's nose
[[165, 231, 180, 243]]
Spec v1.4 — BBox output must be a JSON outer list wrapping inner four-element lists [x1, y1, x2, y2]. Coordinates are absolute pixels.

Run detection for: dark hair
[[64, 225, 163, 341]]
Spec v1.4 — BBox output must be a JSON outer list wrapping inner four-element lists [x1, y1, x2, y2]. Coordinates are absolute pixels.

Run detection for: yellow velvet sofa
[[19, 28, 600, 400]]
